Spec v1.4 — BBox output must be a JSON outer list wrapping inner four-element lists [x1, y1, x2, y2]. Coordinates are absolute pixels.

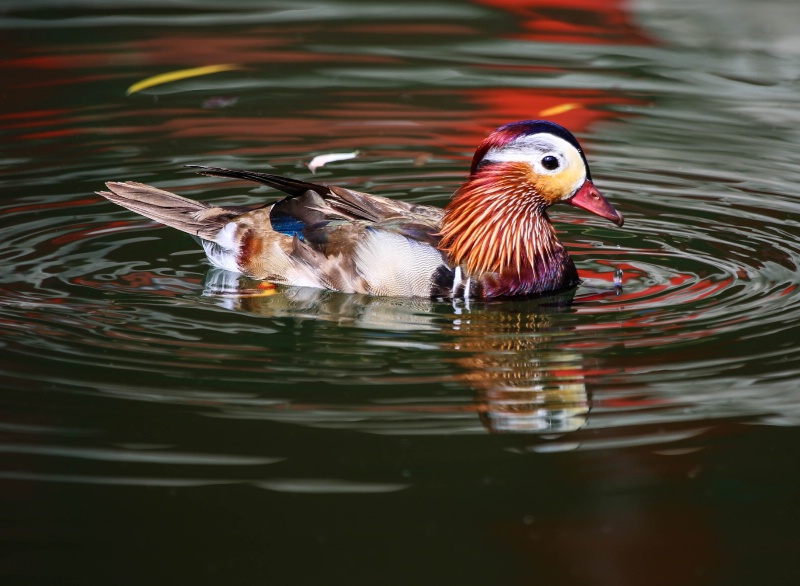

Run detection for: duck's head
[[441, 120, 623, 277], [468, 120, 623, 227]]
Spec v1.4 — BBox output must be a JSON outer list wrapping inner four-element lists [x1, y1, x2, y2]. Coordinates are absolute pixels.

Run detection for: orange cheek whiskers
[[439, 165, 556, 277]]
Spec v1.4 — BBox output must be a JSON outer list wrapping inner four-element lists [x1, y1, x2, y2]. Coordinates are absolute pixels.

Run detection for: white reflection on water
[[0, 444, 282, 465], [256, 479, 409, 493], [0, 471, 248, 487]]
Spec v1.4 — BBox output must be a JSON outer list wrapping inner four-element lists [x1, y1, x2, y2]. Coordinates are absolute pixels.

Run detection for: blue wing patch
[[271, 212, 306, 240]]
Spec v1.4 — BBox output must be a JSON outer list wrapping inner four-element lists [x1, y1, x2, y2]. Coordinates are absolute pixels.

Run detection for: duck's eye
[[541, 155, 560, 171]]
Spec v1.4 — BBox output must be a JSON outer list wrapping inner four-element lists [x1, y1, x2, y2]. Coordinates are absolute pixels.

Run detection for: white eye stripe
[[480, 133, 587, 194], [482, 133, 587, 199], [483, 134, 578, 171]]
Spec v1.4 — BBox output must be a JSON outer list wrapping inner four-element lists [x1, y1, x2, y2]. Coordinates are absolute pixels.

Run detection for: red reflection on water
[[4, 36, 401, 72], [4, 197, 100, 217], [119, 87, 638, 162], [458, 88, 640, 143], [0, 109, 72, 127], [3, 28, 648, 177], [474, 0, 654, 45], [72, 271, 201, 298], [499, 491, 721, 586], [580, 260, 735, 309], [51, 218, 138, 245]]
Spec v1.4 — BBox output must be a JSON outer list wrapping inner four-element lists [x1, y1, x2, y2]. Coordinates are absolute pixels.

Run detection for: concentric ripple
[[3, 152, 800, 457], [2, 0, 800, 486]]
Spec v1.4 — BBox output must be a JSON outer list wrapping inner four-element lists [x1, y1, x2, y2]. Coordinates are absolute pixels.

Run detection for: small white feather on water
[[307, 151, 359, 173]]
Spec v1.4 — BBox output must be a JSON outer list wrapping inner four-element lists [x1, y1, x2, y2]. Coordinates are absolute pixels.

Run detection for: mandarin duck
[[98, 120, 623, 299]]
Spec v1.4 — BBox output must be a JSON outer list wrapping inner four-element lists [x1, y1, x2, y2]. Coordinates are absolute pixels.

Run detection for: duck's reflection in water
[[448, 309, 588, 434], [204, 269, 589, 435]]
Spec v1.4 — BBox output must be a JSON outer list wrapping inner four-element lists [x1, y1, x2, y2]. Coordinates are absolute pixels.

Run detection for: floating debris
[[538, 103, 581, 117], [307, 151, 359, 173], [202, 96, 239, 109], [126, 64, 241, 96]]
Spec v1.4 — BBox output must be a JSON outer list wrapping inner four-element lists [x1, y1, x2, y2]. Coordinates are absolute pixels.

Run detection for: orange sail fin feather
[[98, 120, 623, 299]]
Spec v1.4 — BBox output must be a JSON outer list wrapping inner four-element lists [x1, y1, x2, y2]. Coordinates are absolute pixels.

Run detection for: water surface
[[2, 0, 800, 584]]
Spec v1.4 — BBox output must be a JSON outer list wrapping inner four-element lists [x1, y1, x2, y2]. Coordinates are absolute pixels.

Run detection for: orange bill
[[568, 180, 624, 227]]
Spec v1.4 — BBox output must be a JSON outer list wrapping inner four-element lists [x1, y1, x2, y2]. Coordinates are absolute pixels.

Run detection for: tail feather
[[98, 181, 240, 241], [186, 165, 328, 198]]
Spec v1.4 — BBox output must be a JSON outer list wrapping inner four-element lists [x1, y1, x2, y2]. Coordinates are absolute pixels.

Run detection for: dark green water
[[2, 0, 800, 584]]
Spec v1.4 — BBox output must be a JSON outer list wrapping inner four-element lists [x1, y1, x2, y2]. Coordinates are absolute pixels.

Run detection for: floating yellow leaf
[[538, 103, 581, 117], [126, 64, 241, 96]]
